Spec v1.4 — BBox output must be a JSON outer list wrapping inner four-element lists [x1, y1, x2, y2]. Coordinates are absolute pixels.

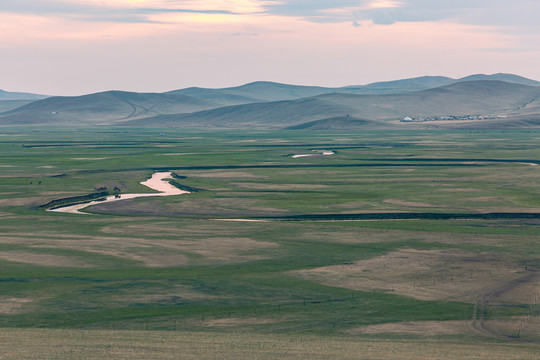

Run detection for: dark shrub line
[[38, 191, 109, 210], [264, 212, 540, 221], [168, 180, 202, 193], [170, 172, 187, 179], [358, 158, 540, 164], [43, 162, 487, 178]]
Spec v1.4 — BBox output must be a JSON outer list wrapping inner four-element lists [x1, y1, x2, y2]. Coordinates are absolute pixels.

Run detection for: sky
[[1, 0, 540, 95]]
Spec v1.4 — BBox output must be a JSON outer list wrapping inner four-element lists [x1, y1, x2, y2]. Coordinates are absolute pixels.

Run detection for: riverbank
[[49, 172, 189, 214]]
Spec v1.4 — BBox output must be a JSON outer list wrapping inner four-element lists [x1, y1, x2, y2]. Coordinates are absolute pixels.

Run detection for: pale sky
[[1, 0, 540, 95]]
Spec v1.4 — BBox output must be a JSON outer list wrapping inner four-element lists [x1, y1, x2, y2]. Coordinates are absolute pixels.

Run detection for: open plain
[[3, 0, 540, 355], [1, 127, 540, 357]]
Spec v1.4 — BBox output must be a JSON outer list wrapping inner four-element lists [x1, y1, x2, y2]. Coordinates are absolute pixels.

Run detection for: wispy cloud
[[260, 0, 540, 29], [3, 0, 540, 29], [2, 0, 540, 95], [0, 0, 247, 23]]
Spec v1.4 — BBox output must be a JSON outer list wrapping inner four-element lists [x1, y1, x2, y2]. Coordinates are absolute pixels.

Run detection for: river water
[[49, 172, 189, 214]]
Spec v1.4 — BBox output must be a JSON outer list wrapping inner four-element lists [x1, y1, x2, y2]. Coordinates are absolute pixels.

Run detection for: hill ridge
[[123, 79, 540, 129], [2, 75, 540, 128]]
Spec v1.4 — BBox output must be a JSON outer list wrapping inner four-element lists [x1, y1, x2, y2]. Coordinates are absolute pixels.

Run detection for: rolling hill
[[166, 81, 337, 104], [342, 76, 455, 95], [165, 73, 540, 101], [124, 80, 540, 129], [457, 73, 540, 86], [0, 89, 49, 101], [0, 91, 219, 125], [1, 74, 540, 128], [123, 96, 350, 128], [284, 116, 378, 130], [0, 89, 50, 113], [0, 100, 36, 113]]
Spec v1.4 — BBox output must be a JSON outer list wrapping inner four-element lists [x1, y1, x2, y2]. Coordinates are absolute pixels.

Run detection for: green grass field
[[1, 127, 540, 357]]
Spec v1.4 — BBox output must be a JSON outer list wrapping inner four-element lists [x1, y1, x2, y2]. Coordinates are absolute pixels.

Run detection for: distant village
[[400, 115, 508, 122]]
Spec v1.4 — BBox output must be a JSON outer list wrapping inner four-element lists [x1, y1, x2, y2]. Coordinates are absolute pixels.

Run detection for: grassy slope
[[0, 92, 219, 125], [0, 100, 35, 113], [284, 116, 378, 130]]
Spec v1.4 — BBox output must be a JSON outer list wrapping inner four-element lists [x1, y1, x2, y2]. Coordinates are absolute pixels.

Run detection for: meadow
[[1, 126, 540, 357]]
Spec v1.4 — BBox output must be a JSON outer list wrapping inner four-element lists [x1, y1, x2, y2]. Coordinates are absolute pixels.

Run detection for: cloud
[[232, 32, 258, 36], [261, 0, 540, 30], [3, 1, 539, 95], [0, 0, 94, 15], [3, 0, 540, 31], [259, 0, 452, 25], [0, 0, 240, 24], [261, 0, 371, 22], [133, 8, 235, 15]]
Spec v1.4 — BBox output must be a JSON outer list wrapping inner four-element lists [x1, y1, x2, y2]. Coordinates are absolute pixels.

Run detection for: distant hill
[[457, 73, 540, 86], [0, 91, 219, 125], [128, 80, 540, 129], [341, 73, 540, 95], [0, 89, 49, 101], [0, 100, 35, 113], [2, 74, 540, 128], [167, 81, 339, 104], [166, 87, 261, 106], [166, 73, 540, 101], [124, 96, 350, 128], [284, 116, 378, 130], [165, 77, 458, 104], [343, 76, 455, 95]]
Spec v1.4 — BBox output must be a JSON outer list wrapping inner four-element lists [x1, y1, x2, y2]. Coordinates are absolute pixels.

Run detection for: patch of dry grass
[[294, 249, 527, 303], [70, 157, 110, 161], [228, 182, 329, 190], [202, 317, 277, 328], [2, 230, 278, 267], [88, 248, 190, 267], [0, 329, 539, 360], [112, 284, 221, 305], [436, 188, 483, 193], [349, 320, 469, 336], [383, 199, 439, 208], [184, 171, 265, 179], [101, 222, 243, 237], [92, 197, 290, 216], [0, 251, 93, 268], [0, 298, 32, 315]]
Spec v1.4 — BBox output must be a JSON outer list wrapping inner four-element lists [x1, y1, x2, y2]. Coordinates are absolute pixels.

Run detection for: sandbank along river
[[49, 172, 189, 214], [292, 150, 335, 158]]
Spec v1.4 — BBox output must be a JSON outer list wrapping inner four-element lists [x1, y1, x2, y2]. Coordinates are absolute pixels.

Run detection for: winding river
[[49, 172, 189, 214]]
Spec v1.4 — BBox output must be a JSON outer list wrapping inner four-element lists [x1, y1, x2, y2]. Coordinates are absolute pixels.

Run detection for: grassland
[[1, 126, 540, 357], [2, 329, 540, 359]]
